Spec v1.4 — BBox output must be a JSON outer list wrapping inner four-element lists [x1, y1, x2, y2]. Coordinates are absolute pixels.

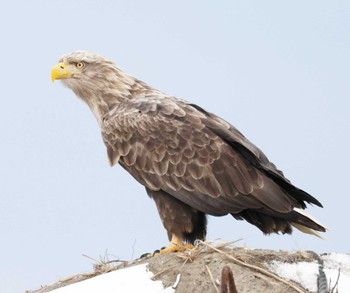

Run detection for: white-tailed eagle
[[51, 51, 326, 253]]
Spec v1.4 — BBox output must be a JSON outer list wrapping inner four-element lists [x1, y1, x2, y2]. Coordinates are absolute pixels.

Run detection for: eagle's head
[[51, 51, 137, 122], [51, 51, 109, 81], [52, 51, 135, 96]]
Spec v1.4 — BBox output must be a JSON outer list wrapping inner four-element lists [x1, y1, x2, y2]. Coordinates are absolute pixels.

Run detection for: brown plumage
[[51, 51, 326, 250]]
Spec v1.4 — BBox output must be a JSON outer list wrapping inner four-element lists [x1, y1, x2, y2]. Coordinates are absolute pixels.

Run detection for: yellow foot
[[159, 243, 194, 254], [139, 235, 195, 257]]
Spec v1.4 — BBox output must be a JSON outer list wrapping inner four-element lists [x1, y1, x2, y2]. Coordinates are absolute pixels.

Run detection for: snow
[[269, 261, 319, 291], [50, 264, 175, 293], [322, 253, 350, 293], [268, 253, 350, 293]]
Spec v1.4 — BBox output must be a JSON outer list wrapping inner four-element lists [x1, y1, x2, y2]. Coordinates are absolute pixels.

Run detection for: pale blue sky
[[0, 1, 349, 292]]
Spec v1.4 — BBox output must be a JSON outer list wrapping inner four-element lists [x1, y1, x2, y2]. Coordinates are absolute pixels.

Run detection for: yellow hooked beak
[[51, 62, 74, 83]]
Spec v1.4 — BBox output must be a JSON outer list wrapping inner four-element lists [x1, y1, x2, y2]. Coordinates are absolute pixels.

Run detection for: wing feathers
[[102, 98, 323, 228]]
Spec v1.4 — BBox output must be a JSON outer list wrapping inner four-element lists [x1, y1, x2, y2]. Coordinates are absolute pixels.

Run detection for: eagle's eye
[[76, 62, 85, 69]]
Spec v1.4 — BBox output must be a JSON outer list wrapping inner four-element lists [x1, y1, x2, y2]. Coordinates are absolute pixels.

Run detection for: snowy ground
[[268, 253, 350, 292], [34, 251, 350, 293], [49, 264, 175, 293]]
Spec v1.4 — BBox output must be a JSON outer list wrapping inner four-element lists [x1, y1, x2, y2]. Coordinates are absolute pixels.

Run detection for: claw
[[139, 247, 167, 258], [140, 252, 151, 258]]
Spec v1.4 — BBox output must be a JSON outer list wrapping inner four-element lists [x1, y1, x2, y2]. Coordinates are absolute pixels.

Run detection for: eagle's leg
[[159, 234, 194, 254], [145, 188, 207, 254]]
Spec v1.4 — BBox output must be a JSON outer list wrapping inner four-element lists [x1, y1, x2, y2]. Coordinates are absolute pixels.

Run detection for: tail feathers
[[232, 207, 327, 238], [291, 223, 325, 239], [292, 208, 328, 238], [293, 208, 327, 230]]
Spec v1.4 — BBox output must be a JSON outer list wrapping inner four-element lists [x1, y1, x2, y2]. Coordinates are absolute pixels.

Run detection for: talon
[[139, 252, 152, 258]]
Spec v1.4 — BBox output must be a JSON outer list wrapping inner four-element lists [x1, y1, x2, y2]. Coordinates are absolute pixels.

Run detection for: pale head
[[51, 51, 137, 123]]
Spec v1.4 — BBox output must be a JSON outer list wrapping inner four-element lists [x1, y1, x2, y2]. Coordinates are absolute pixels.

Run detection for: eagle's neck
[[70, 70, 148, 127]]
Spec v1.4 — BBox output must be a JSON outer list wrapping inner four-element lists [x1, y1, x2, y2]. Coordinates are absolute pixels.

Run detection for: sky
[[0, 1, 349, 292]]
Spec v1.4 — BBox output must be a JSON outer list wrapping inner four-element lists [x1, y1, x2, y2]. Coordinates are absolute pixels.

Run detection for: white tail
[[292, 208, 328, 239]]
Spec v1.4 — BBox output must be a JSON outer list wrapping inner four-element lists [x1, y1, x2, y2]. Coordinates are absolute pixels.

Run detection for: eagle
[[51, 51, 326, 253]]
